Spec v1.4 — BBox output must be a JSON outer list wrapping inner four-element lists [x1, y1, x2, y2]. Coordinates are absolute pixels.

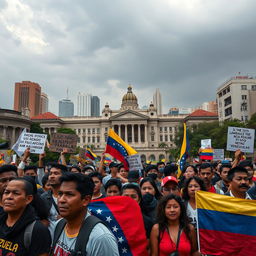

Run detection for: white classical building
[[33, 86, 218, 162]]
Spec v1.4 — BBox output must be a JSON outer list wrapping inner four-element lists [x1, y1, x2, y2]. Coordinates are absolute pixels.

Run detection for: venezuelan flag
[[196, 191, 256, 256], [177, 122, 189, 178], [85, 148, 97, 160], [199, 148, 214, 160], [105, 129, 137, 169]]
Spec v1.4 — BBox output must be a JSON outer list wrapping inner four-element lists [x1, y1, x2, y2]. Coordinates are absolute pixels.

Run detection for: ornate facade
[[32, 86, 218, 162]]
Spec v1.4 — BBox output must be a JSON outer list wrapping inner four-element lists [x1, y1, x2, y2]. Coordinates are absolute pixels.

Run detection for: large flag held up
[[85, 148, 97, 160], [105, 128, 137, 169], [89, 196, 148, 256], [199, 148, 214, 160], [196, 191, 256, 256], [177, 122, 190, 178]]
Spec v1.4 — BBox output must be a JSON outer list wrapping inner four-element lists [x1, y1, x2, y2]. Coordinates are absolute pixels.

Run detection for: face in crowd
[[0, 166, 17, 198], [229, 170, 250, 194], [140, 181, 156, 197], [48, 167, 62, 187], [199, 166, 213, 188], [122, 188, 140, 203], [183, 166, 197, 180], [118, 166, 129, 179]]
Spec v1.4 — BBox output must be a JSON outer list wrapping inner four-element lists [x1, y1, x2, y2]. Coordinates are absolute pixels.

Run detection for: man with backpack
[[51, 172, 119, 256], [0, 177, 51, 255]]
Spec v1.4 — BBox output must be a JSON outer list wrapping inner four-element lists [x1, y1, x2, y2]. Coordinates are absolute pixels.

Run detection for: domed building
[[33, 86, 218, 162]]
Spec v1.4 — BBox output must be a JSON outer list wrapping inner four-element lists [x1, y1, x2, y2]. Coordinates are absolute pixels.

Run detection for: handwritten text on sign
[[227, 127, 255, 153], [18, 133, 47, 154], [49, 133, 78, 153], [126, 154, 143, 171]]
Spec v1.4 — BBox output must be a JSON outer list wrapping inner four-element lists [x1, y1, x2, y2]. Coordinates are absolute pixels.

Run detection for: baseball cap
[[161, 176, 178, 187]]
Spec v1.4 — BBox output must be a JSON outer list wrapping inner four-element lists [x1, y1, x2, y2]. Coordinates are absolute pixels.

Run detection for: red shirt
[[208, 185, 217, 193]]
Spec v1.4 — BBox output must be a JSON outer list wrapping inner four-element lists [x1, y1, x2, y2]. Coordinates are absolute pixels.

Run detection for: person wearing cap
[[127, 170, 140, 184], [102, 162, 128, 185], [82, 165, 96, 175], [161, 176, 180, 197]]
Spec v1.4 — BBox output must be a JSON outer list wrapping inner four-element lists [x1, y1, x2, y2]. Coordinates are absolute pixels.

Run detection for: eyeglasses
[[0, 177, 15, 183]]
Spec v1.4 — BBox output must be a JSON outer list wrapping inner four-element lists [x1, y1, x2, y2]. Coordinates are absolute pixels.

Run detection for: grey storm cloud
[[1, 0, 256, 114]]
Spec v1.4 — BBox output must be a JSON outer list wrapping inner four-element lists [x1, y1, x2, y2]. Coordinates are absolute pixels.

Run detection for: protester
[[118, 164, 129, 179], [0, 164, 18, 215], [238, 160, 255, 188], [70, 165, 81, 173], [214, 163, 231, 193], [82, 165, 96, 175], [102, 162, 125, 185], [51, 172, 119, 255], [41, 173, 51, 192], [40, 163, 68, 233], [127, 170, 140, 184], [182, 176, 206, 228], [225, 166, 251, 199], [183, 165, 198, 180], [88, 172, 105, 200], [104, 178, 122, 197], [161, 176, 180, 196], [150, 194, 199, 256], [163, 164, 178, 178], [0, 178, 51, 255]]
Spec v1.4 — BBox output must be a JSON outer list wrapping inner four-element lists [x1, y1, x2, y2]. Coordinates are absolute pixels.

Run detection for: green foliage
[[30, 123, 44, 134], [57, 128, 76, 134]]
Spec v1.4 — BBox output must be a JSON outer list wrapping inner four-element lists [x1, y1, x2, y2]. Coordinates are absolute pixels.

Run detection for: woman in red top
[[150, 194, 200, 256]]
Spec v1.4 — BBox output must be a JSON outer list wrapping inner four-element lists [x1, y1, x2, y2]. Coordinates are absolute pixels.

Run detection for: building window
[[83, 136, 85, 143], [225, 107, 232, 117], [92, 137, 95, 143], [165, 135, 168, 141], [160, 135, 163, 142], [159, 127, 163, 133], [151, 135, 154, 141], [223, 89, 226, 95], [241, 85, 247, 90], [151, 126, 154, 131], [224, 96, 232, 107], [77, 137, 80, 143], [169, 127, 172, 132], [170, 135, 173, 141], [88, 137, 91, 143], [164, 127, 167, 132], [78, 129, 81, 134], [218, 92, 222, 97], [97, 136, 100, 143], [88, 128, 91, 134], [245, 116, 248, 121], [242, 95, 247, 100], [227, 87, 230, 93], [105, 127, 108, 132], [252, 85, 256, 91], [92, 128, 95, 134], [241, 103, 247, 111]]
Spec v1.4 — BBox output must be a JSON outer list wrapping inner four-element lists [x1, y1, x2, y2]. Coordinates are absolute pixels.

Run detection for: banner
[[213, 149, 224, 161], [126, 154, 143, 171], [49, 133, 78, 153]]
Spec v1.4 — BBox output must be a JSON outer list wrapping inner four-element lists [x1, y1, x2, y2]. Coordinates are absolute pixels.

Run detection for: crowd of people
[[0, 148, 255, 255]]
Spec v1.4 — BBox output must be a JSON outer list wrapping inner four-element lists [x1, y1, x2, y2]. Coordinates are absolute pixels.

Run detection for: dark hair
[[219, 164, 232, 174], [70, 165, 81, 173], [144, 165, 158, 174], [42, 173, 49, 188], [24, 166, 37, 174], [157, 162, 165, 167], [50, 163, 68, 173], [227, 166, 248, 181], [22, 176, 49, 220], [182, 177, 206, 201], [88, 172, 103, 182], [238, 160, 253, 169], [104, 178, 122, 192], [122, 183, 142, 203], [212, 162, 219, 169], [82, 165, 96, 173], [163, 164, 178, 177], [184, 165, 198, 175], [60, 173, 95, 198], [118, 164, 125, 171], [0, 165, 17, 175], [140, 177, 162, 200], [199, 163, 213, 172], [12, 177, 34, 195], [157, 194, 191, 245]]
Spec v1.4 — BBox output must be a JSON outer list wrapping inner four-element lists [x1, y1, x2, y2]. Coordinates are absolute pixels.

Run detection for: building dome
[[121, 85, 138, 110]]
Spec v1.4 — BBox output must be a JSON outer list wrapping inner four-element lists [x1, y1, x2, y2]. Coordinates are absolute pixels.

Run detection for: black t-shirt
[[0, 220, 51, 256]]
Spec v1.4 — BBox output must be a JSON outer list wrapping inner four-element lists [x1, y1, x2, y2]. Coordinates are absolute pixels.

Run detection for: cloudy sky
[[1, 0, 256, 115]]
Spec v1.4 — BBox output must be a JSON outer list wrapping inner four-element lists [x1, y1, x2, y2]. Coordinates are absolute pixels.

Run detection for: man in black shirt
[[0, 178, 51, 255]]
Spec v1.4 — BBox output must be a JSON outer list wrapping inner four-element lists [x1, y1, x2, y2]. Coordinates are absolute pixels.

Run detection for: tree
[[30, 123, 44, 134]]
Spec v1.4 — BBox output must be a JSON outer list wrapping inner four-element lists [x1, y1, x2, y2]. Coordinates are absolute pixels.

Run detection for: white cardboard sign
[[126, 154, 143, 171], [17, 132, 47, 154], [213, 149, 225, 161], [201, 139, 211, 149], [226, 127, 255, 153]]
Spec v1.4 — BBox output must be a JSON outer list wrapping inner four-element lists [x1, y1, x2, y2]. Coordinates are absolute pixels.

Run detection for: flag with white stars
[[105, 129, 138, 170], [89, 196, 148, 256]]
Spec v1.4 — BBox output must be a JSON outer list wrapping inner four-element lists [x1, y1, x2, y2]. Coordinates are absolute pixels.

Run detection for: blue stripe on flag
[[107, 137, 129, 157]]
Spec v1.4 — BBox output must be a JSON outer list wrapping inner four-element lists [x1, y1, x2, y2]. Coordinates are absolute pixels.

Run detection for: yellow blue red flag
[[85, 148, 97, 160], [196, 191, 256, 256]]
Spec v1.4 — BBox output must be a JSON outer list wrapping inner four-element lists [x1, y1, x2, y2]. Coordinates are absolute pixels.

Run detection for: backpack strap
[[24, 220, 36, 251], [74, 215, 105, 256]]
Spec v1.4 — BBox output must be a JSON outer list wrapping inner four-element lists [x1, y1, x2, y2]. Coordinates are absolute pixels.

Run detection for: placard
[[126, 154, 143, 171], [49, 133, 78, 153], [201, 139, 211, 149], [213, 149, 224, 161], [18, 132, 47, 154], [226, 127, 255, 153]]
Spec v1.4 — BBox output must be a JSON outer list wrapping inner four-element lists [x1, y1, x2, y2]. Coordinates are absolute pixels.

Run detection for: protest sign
[[201, 139, 211, 149], [126, 154, 143, 171], [17, 132, 47, 154], [227, 127, 255, 153], [49, 133, 78, 153], [213, 149, 224, 161]]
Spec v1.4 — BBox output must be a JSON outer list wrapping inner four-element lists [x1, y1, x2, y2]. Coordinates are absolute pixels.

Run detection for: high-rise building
[[13, 81, 41, 118], [59, 99, 74, 117], [77, 93, 91, 116], [200, 101, 218, 114], [91, 96, 100, 116], [153, 88, 162, 115], [40, 92, 49, 114], [216, 75, 256, 122]]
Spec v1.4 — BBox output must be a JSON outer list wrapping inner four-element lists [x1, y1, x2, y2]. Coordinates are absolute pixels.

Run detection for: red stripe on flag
[[199, 229, 256, 256], [105, 145, 129, 169]]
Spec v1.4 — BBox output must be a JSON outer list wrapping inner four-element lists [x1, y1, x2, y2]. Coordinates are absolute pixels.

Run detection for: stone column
[[3, 126, 7, 139], [125, 125, 128, 142], [118, 125, 121, 136], [138, 124, 141, 143], [145, 125, 148, 143], [131, 125, 134, 143], [11, 127, 16, 146]]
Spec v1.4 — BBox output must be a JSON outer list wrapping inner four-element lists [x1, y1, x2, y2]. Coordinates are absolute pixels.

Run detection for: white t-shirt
[[186, 202, 197, 227]]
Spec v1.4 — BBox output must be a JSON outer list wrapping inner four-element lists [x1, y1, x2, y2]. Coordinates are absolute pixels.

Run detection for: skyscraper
[[91, 96, 100, 116], [40, 92, 49, 114], [153, 88, 162, 115], [59, 99, 74, 117], [77, 92, 91, 116], [14, 81, 41, 117]]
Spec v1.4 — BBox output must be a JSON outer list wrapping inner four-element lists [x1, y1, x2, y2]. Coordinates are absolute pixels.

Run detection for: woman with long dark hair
[[182, 177, 206, 229], [150, 194, 199, 256]]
